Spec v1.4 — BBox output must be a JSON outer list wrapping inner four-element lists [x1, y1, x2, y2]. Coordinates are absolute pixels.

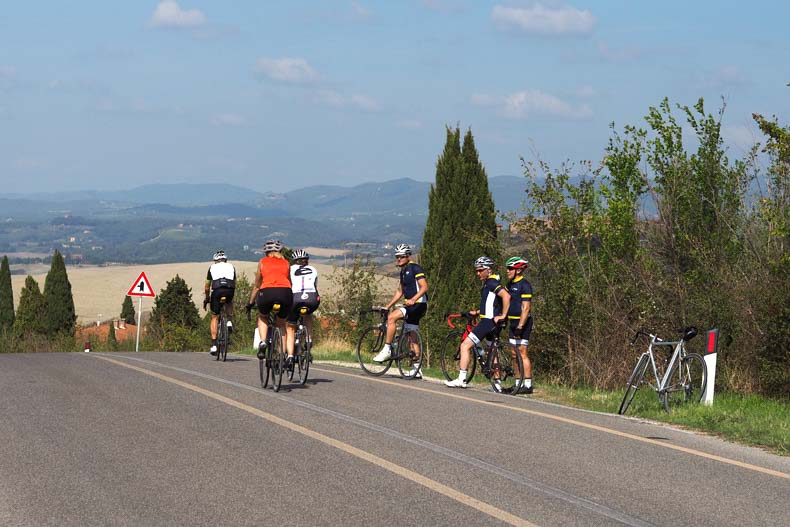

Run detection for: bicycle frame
[[643, 335, 686, 396]]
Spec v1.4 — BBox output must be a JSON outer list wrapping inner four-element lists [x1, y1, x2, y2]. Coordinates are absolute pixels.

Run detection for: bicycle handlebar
[[445, 311, 475, 329]]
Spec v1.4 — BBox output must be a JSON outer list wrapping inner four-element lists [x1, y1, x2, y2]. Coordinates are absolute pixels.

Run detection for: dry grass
[[10, 260, 396, 326]]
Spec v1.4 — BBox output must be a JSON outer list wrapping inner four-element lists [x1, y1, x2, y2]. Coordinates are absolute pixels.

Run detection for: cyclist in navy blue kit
[[445, 256, 510, 389], [372, 244, 429, 378], [505, 256, 533, 394]]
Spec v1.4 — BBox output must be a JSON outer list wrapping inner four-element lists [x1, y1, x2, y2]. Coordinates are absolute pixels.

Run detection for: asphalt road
[[1, 352, 788, 526]]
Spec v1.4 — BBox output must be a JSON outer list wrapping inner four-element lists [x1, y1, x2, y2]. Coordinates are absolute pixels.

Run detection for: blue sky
[[1, 1, 787, 194]]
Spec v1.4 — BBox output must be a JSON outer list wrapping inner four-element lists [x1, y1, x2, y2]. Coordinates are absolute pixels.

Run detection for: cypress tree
[[121, 296, 136, 324], [148, 274, 200, 333], [107, 321, 117, 350], [14, 276, 47, 336], [43, 251, 77, 336], [421, 126, 501, 357], [0, 256, 14, 330]]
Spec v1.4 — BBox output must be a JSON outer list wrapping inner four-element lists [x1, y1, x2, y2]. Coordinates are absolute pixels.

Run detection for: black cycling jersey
[[400, 262, 427, 303], [506, 276, 533, 320], [479, 274, 504, 319]]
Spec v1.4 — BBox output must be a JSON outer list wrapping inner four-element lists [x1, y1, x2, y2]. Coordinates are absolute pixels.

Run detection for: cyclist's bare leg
[[520, 344, 531, 379], [386, 309, 405, 344], [210, 314, 219, 340], [276, 316, 288, 355], [459, 337, 475, 372], [285, 323, 296, 357], [257, 314, 269, 346]]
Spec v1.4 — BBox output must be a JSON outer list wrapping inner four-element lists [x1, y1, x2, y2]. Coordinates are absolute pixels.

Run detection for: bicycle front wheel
[[270, 328, 284, 392], [259, 346, 270, 389], [357, 326, 390, 376], [488, 344, 523, 394], [618, 354, 650, 415], [439, 330, 476, 383], [397, 328, 423, 379], [662, 353, 706, 412]]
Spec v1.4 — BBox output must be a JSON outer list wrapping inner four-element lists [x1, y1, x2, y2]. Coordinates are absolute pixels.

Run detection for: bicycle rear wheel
[[217, 313, 228, 362], [297, 326, 311, 385], [439, 330, 476, 382], [661, 353, 706, 412], [618, 354, 650, 415], [356, 326, 391, 376], [259, 345, 270, 389], [487, 344, 523, 394], [269, 328, 284, 392], [397, 329, 423, 379]]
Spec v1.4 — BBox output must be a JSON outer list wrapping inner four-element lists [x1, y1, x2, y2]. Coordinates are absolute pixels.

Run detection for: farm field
[[10, 258, 396, 325]]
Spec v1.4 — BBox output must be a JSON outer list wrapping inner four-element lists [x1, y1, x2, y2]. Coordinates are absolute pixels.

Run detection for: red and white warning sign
[[127, 272, 155, 297]]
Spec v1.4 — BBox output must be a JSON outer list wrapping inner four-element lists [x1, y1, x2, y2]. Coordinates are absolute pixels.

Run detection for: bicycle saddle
[[681, 326, 698, 341]]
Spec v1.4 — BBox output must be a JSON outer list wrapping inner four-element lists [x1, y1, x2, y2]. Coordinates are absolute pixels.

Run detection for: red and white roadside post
[[703, 328, 719, 406], [126, 272, 155, 352]]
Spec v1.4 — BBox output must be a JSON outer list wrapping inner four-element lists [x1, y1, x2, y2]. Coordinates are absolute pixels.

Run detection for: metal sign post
[[127, 272, 155, 353]]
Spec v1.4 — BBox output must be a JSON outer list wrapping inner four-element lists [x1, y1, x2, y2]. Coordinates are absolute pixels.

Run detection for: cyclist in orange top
[[248, 240, 292, 361]]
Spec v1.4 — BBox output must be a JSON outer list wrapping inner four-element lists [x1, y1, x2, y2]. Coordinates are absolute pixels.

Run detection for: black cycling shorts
[[287, 292, 320, 323], [398, 303, 427, 325], [210, 287, 234, 316], [469, 318, 502, 344], [256, 287, 292, 319], [508, 316, 533, 342]]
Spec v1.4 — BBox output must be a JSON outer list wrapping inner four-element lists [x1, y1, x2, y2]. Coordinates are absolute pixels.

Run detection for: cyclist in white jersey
[[285, 249, 320, 365], [203, 250, 236, 356]]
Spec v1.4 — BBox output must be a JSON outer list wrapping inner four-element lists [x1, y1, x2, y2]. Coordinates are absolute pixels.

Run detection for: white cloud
[[313, 90, 380, 111], [472, 89, 592, 120], [149, 1, 206, 29], [255, 57, 318, 84], [492, 4, 595, 36], [211, 113, 245, 126]]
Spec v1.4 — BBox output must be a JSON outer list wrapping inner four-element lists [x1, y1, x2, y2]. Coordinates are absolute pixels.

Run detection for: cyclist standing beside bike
[[505, 256, 533, 394], [204, 250, 236, 356], [286, 249, 320, 362], [247, 240, 292, 362], [445, 256, 510, 389], [372, 244, 429, 378]]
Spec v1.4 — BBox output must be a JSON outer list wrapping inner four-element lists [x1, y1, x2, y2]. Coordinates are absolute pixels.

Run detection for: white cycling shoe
[[445, 378, 468, 388], [372, 347, 391, 362]]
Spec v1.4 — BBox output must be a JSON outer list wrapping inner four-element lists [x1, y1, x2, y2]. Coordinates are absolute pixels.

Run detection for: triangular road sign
[[127, 272, 155, 297]]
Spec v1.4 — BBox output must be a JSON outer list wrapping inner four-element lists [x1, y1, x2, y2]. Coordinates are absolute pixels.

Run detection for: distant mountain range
[[3, 176, 529, 218], [1, 176, 532, 264]]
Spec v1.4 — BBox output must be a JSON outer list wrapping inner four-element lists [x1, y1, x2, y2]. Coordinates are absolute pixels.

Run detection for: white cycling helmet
[[474, 256, 495, 269], [394, 244, 412, 257], [263, 240, 283, 253], [292, 248, 309, 260], [213, 250, 227, 262]]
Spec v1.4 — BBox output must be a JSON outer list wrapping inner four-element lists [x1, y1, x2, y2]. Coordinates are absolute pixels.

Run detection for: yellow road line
[[97, 356, 537, 527], [314, 367, 790, 480]]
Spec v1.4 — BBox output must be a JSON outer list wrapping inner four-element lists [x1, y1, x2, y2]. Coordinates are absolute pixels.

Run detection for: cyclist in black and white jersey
[[286, 249, 320, 364], [445, 256, 510, 389], [372, 244, 429, 378], [203, 250, 236, 356]]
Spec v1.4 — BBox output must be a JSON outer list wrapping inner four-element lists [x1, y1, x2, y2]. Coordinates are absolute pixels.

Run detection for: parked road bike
[[287, 306, 312, 386], [356, 307, 423, 379], [247, 304, 286, 392], [618, 327, 707, 414], [440, 312, 524, 394]]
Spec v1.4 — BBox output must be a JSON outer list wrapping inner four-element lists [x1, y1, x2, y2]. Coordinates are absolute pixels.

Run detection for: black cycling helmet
[[213, 250, 227, 261], [474, 256, 495, 270]]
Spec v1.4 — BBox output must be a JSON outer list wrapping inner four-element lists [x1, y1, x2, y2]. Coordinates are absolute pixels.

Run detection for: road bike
[[440, 312, 523, 394], [287, 305, 312, 386], [247, 303, 286, 392], [618, 327, 707, 415], [356, 307, 423, 379]]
